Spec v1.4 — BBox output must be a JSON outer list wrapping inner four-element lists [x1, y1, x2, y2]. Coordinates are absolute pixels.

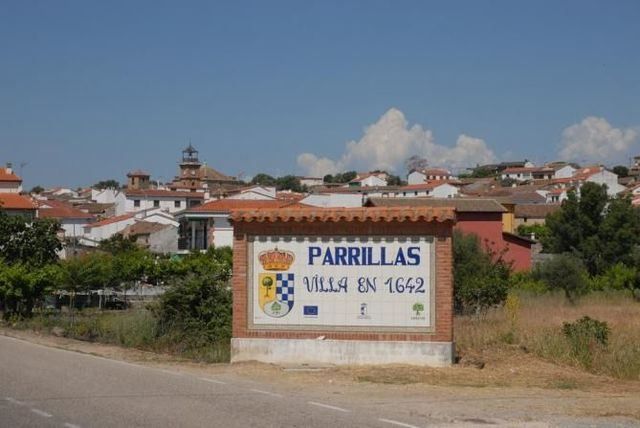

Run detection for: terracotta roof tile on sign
[[229, 206, 456, 224]]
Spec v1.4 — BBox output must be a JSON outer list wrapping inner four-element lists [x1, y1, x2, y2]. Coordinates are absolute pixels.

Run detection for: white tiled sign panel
[[250, 236, 433, 329]]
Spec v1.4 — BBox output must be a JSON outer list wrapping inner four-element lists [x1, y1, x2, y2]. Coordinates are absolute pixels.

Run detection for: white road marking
[[30, 408, 52, 418], [379, 418, 421, 428], [64, 423, 82, 428], [5, 397, 25, 406], [308, 401, 350, 413], [249, 388, 283, 397], [199, 377, 227, 384]]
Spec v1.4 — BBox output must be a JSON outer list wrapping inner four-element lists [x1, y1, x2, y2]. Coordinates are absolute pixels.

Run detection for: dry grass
[[455, 291, 640, 381]]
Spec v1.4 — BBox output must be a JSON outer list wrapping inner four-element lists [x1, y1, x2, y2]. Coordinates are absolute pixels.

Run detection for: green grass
[[13, 309, 230, 363]]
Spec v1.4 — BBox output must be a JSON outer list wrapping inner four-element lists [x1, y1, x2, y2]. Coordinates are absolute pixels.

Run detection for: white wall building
[[300, 193, 364, 207], [407, 168, 453, 185], [553, 165, 577, 179], [124, 189, 204, 214], [227, 186, 276, 200], [0, 165, 23, 193]]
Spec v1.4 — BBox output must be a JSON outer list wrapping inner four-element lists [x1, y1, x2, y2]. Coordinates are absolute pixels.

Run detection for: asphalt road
[[1, 335, 638, 428], [0, 335, 442, 428]]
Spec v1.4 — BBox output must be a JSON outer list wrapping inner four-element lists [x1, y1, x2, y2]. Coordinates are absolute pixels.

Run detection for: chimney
[[5, 162, 12, 174]]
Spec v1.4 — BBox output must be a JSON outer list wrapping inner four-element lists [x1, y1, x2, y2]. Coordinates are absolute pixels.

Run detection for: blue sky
[[1, 0, 639, 187]]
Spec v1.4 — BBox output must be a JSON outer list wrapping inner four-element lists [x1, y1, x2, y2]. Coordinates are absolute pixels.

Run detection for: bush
[[453, 231, 512, 315], [589, 262, 638, 292], [509, 271, 548, 295], [533, 253, 588, 304], [152, 249, 232, 361], [562, 316, 610, 368]]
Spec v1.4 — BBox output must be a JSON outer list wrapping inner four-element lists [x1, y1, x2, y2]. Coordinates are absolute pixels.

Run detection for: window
[[133, 199, 140, 208], [174, 200, 181, 208], [154, 200, 160, 208]]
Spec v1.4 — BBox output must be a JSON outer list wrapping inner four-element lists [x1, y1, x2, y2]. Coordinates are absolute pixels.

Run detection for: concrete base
[[231, 338, 454, 367]]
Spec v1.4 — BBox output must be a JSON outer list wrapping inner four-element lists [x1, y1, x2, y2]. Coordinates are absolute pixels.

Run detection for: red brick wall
[[232, 220, 454, 343], [455, 212, 532, 272]]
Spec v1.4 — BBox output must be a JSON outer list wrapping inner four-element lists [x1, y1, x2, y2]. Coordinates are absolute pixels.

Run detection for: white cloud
[[559, 116, 638, 163], [297, 108, 497, 176]]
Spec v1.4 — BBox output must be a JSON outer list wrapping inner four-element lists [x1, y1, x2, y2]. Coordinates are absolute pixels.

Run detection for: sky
[[1, 0, 639, 188]]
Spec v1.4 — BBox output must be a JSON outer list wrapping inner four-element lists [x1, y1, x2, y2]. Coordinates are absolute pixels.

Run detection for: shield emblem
[[258, 273, 294, 318]]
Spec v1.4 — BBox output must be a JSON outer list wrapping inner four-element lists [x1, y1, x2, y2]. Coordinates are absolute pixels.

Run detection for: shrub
[[453, 231, 512, 315], [533, 253, 588, 304], [562, 316, 610, 368], [589, 262, 637, 292], [509, 271, 548, 295]]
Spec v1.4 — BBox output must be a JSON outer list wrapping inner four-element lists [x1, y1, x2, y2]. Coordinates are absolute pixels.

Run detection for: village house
[[0, 193, 37, 219], [514, 204, 561, 228], [501, 167, 554, 182], [365, 197, 535, 271], [175, 199, 302, 251], [296, 176, 324, 187], [407, 168, 454, 185], [0, 164, 23, 193], [347, 172, 388, 187], [82, 208, 177, 246], [118, 221, 178, 253], [37, 199, 94, 238], [123, 189, 204, 214]]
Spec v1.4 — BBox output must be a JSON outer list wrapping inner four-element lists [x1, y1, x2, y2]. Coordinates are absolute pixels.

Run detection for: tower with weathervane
[[178, 143, 202, 188]]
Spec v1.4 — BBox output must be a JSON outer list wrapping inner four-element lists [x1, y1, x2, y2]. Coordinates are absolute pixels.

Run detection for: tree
[[0, 213, 62, 266], [99, 234, 138, 254], [542, 183, 608, 274], [250, 173, 276, 187], [30, 185, 44, 194], [0, 263, 63, 318], [386, 174, 405, 186], [453, 231, 512, 315], [405, 155, 428, 173], [516, 223, 549, 242], [275, 175, 303, 192], [533, 253, 588, 304], [93, 179, 120, 190], [612, 165, 629, 178], [543, 183, 640, 275]]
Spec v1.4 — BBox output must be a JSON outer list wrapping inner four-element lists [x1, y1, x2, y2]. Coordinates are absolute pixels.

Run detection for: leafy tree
[[99, 234, 138, 254], [543, 183, 640, 275], [152, 248, 232, 351], [275, 175, 303, 192], [405, 155, 428, 173], [542, 183, 608, 274], [324, 171, 358, 184], [386, 174, 405, 186], [0, 263, 63, 317], [468, 166, 496, 178], [250, 173, 276, 187], [0, 213, 62, 266], [516, 223, 549, 242], [597, 196, 640, 270], [453, 231, 512, 315], [30, 185, 44, 194], [93, 179, 120, 190], [612, 165, 629, 178], [533, 253, 589, 304]]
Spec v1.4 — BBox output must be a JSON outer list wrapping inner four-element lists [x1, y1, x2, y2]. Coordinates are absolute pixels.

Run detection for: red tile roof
[[0, 193, 35, 210], [0, 168, 22, 182], [85, 213, 134, 228], [229, 206, 456, 223], [188, 199, 301, 213], [127, 169, 150, 177], [125, 189, 204, 198], [37, 199, 94, 220]]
